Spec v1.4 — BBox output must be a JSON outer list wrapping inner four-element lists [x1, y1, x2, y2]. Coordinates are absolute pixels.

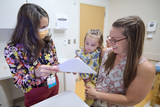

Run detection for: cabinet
[[0, 0, 26, 28], [0, 0, 56, 28], [57, 72, 65, 93], [0, 80, 13, 107], [58, 58, 76, 92], [28, 0, 56, 28], [0, 88, 5, 107]]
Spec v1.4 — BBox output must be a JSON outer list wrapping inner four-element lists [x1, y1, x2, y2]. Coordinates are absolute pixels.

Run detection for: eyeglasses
[[107, 35, 127, 45]]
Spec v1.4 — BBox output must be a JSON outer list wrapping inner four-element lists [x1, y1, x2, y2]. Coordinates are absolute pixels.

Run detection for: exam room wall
[[1, 0, 160, 99], [52, 0, 109, 59], [1, 0, 160, 70], [106, 0, 160, 64], [0, 0, 109, 99]]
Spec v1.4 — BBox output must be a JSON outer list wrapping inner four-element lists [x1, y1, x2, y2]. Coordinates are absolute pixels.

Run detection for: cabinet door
[[0, 84, 5, 107], [0, 93, 5, 107], [57, 72, 64, 93], [0, 0, 26, 28], [28, 0, 56, 28]]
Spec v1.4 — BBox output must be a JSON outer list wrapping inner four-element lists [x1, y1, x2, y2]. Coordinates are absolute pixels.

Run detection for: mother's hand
[[35, 65, 60, 77], [85, 86, 98, 99]]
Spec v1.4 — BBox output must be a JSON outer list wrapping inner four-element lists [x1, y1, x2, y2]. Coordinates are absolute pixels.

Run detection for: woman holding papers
[[4, 3, 60, 107], [75, 29, 104, 106], [85, 16, 156, 107]]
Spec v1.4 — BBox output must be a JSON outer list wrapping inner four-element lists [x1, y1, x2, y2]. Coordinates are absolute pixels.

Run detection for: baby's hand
[[83, 78, 90, 83], [66, 72, 77, 75], [72, 72, 77, 75]]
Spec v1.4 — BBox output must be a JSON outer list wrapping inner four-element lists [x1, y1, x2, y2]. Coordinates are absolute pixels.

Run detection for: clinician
[[4, 3, 60, 107]]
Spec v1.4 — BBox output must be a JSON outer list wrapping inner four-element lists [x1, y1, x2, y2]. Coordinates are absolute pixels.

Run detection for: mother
[[85, 16, 156, 107]]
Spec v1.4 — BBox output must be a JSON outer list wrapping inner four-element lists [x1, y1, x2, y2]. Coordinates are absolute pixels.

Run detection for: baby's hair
[[84, 29, 104, 50]]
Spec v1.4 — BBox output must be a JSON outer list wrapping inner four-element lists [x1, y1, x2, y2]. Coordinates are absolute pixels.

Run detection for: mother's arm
[[101, 47, 108, 58], [123, 61, 156, 105], [86, 60, 156, 106]]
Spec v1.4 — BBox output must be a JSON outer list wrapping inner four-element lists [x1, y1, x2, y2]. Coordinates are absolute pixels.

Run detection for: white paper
[[57, 57, 97, 74]]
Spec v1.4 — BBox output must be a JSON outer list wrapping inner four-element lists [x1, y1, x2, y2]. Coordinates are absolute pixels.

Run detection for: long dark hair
[[104, 16, 145, 88], [8, 3, 51, 64]]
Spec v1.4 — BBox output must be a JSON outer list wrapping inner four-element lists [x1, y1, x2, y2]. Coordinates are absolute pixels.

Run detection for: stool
[[150, 62, 160, 107]]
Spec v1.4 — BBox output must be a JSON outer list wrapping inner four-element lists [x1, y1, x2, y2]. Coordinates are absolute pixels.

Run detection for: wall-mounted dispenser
[[147, 21, 157, 38], [55, 13, 68, 30]]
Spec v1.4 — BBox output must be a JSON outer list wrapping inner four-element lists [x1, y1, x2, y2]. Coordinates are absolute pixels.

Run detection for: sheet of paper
[[57, 57, 97, 74]]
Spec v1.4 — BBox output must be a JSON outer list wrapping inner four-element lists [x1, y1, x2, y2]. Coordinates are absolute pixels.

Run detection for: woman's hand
[[85, 86, 98, 99], [35, 65, 60, 77]]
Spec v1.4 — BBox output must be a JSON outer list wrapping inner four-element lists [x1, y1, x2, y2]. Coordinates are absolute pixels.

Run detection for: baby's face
[[84, 35, 99, 53]]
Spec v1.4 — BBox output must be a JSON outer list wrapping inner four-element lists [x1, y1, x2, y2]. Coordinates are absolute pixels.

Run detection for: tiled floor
[[15, 101, 25, 107]]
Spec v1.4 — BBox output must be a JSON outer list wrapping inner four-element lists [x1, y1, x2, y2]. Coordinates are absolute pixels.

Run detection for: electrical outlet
[[68, 39, 70, 44], [74, 39, 76, 44], [73, 0, 76, 5], [63, 39, 67, 46]]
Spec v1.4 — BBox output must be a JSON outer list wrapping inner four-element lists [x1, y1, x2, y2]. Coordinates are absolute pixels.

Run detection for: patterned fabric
[[75, 49, 101, 84], [4, 41, 59, 93], [93, 48, 147, 107]]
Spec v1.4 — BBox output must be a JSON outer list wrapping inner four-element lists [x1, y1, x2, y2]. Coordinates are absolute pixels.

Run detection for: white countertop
[[155, 62, 160, 67], [31, 90, 89, 107], [0, 57, 70, 80], [0, 62, 12, 80], [155, 62, 160, 72]]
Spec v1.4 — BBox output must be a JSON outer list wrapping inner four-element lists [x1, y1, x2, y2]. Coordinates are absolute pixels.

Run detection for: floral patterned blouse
[[75, 49, 101, 84], [4, 41, 59, 93], [93, 48, 147, 107]]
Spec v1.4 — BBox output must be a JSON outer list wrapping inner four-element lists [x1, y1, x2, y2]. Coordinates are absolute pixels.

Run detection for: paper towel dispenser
[[58, 18, 67, 21], [147, 21, 157, 32], [147, 21, 157, 38], [55, 14, 68, 30]]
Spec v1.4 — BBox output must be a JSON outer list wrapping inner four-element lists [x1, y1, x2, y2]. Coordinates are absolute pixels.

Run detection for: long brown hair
[[104, 16, 145, 88], [8, 3, 51, 64]]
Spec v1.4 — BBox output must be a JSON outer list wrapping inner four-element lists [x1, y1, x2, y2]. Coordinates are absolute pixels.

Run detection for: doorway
[[80, 3, 105, 48]]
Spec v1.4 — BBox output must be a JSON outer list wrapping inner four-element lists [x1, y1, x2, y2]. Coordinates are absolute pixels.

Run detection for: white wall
[[106, 0, 160, 64], [1, 1, 160, 66], [0, 0, 159, 76], [52, 0, 109, 59], [0, 0, 109, 60], [0, 29, 13, 62], [0, 0, 109, 99], [0, 0, 159, 100]]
